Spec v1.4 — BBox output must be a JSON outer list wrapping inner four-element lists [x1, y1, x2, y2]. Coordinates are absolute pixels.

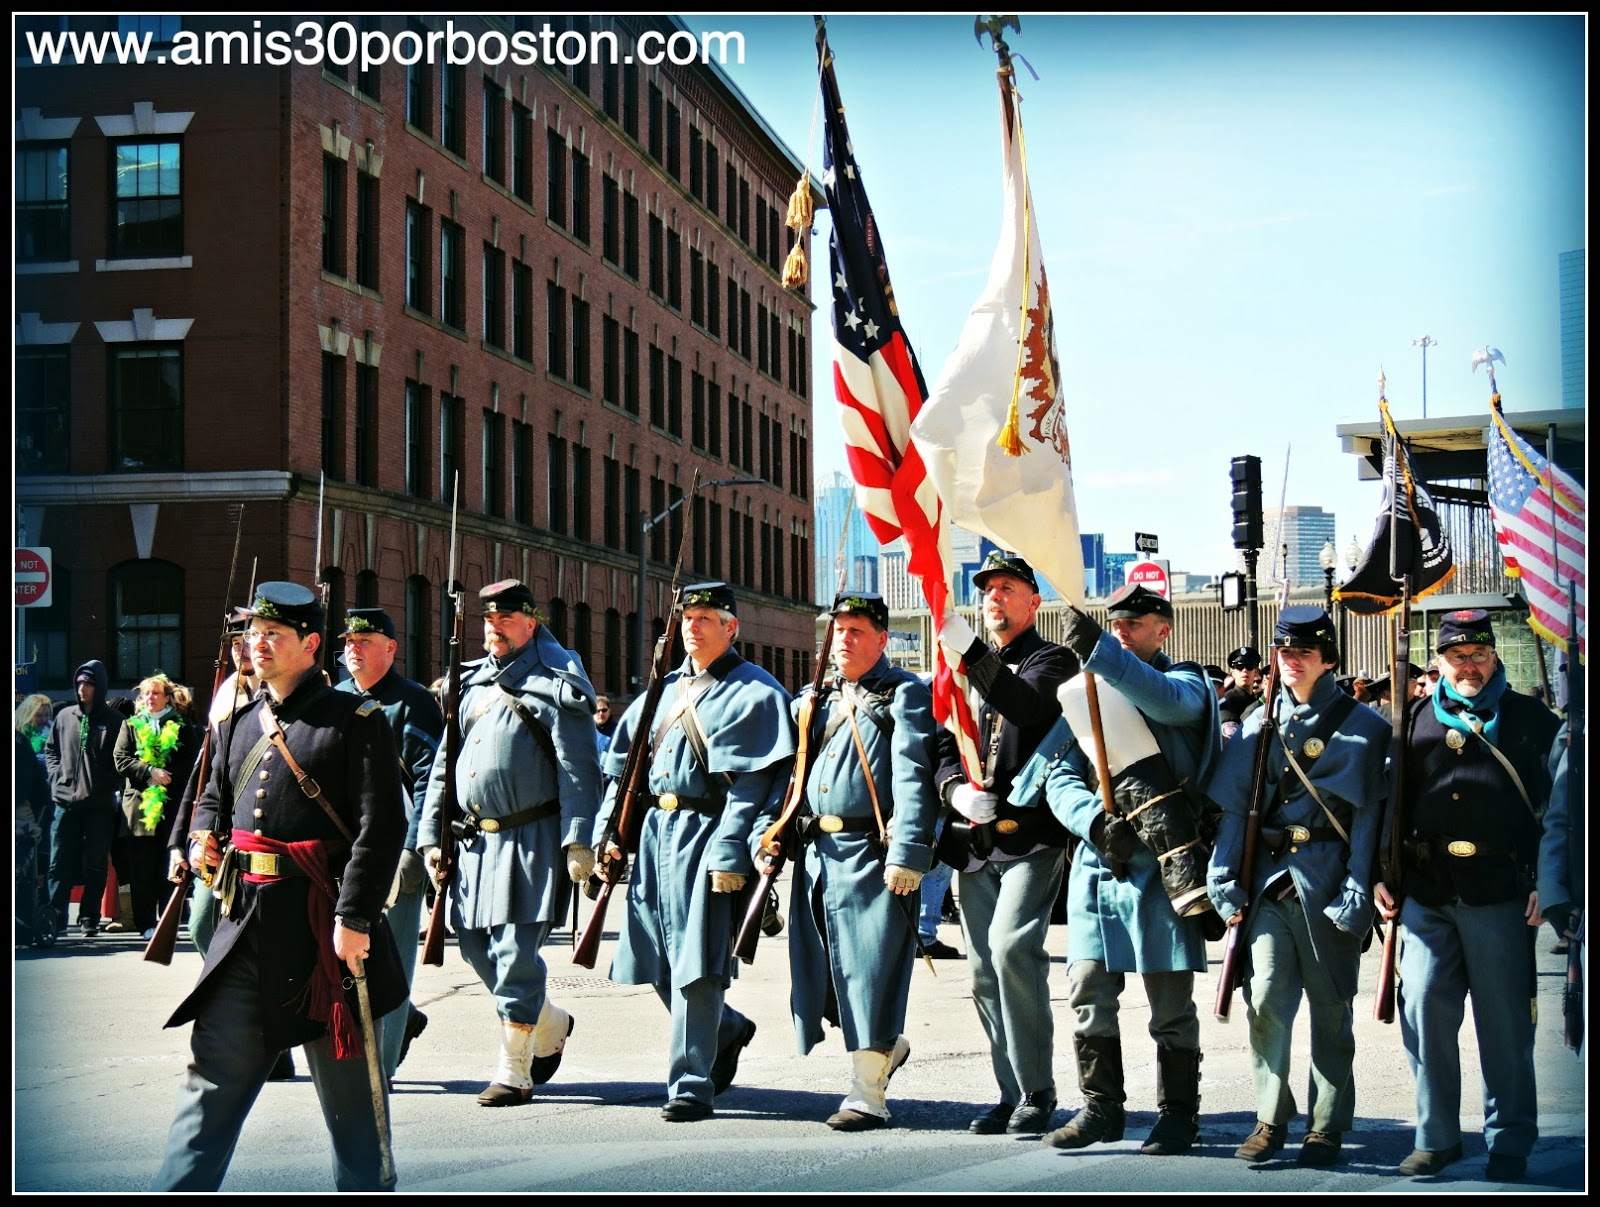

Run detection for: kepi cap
[[972, 551, 1039, 593], [339, 607, 397, 640], [830, 591, 890, 630], [680, 581, 737, 615], [240, 582, 323, 635], [1273, 605, 1337, 649], [479, 579, 538, 616], [1436, 608, 1495, 652], [1105, 583, 1174, 620]]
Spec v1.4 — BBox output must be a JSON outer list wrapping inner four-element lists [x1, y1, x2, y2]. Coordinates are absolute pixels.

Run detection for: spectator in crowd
[[114, 674, 201, 940], [16, 694, 56, 877], [43, 660, 124, 937]]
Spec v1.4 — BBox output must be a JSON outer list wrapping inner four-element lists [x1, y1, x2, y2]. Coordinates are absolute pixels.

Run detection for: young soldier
[[1207, 606, 1390, 1166], [596, 582, 796, 1121], [759, 591, 939, 1131], [154, 582, 406, 1191]]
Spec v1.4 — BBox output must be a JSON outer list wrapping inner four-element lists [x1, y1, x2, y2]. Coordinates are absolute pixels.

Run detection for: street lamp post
[[1320, 538, 1340, 666], [1413, 335, 1437, 418], [634, 476, 763, 692]]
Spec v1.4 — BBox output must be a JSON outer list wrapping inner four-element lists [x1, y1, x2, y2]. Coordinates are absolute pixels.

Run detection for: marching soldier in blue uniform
[[336, 607, 444, 1080], [596, 582, 796, 1122], [1037, 584, 1221, 1156], [1207, 606, 1390, 1166], [154, 583, 406, 1192], [934, 552, 1079, 1136], [1375, 610, 1560, 1182], [419, 580, 601, 1106], [761, 592, 940, 1131]]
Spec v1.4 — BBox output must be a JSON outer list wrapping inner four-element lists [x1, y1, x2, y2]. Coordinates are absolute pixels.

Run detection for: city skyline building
[[1263, 505, 1338, 591]]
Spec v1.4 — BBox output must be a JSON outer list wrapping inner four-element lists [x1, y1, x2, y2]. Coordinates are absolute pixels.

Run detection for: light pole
[[1320, 538, 1340, 661], [634, 475, 762, 692], [1412, 335, 1437, 418]]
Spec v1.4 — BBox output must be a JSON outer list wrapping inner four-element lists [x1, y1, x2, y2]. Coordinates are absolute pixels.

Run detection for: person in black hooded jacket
[[43, 659, 124, 936]]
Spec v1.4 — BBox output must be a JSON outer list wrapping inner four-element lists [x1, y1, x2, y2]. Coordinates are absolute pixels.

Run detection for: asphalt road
[[12, 884, 1587, 1194]]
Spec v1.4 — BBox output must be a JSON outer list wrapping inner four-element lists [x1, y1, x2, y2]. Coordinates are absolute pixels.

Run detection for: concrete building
[[16, 14, 817, 701], [1263, 504, 1337, 591], [813, 469, 879, 601]]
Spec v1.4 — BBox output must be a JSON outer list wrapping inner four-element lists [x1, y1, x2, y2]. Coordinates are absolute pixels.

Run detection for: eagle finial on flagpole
[[975, 15, 1021, 55], [1471, 345, 1505, 398]]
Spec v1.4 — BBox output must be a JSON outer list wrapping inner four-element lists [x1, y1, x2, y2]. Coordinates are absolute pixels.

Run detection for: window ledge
[[15, 260, 79, 275], [96, 255, 193, 272]]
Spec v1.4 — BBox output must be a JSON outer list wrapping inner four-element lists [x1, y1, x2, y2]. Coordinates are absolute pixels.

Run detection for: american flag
[[817, 22, 982, 779], [1488, 399, 1586, 657]]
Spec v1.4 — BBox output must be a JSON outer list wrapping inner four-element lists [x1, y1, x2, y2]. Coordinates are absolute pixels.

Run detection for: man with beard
[[1375, 610, 1560, 1182], [420, 580, 600, 1106]]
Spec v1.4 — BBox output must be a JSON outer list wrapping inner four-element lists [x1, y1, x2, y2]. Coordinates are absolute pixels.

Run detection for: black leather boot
[[1043, 1036, 1125, 1149], [1141, 1046, 1201, 1155]]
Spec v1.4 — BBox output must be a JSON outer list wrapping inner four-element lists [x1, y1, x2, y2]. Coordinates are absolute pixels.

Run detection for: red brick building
[[16, 14, 818, 703]]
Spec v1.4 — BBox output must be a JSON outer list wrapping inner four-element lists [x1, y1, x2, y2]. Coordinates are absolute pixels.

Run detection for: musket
[[1213, 649, 1282, 1021], [735, 493, 855, 964], [145, 504, 246, 964], [1081, 672, 1127, 883], [574, 470, 702, 969], [314, 471, 334, 680], [422, 474, 464, 967]]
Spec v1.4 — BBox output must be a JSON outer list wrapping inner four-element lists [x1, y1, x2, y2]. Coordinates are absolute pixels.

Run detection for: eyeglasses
[[244, 628, 299, 646], [1442, 648, 1495, 667]]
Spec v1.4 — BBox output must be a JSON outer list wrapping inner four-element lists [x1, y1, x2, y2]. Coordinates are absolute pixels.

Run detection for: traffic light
[[1230, 455, 1263, 551]]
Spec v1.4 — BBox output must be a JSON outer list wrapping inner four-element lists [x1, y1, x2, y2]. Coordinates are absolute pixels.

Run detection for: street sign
[[16, 547, 52, 608], [1125, 557, 1171, 598], [1134, 532, 1159, 554]]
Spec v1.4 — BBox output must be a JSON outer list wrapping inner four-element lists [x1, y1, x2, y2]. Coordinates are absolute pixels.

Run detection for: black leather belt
[[1409, 834, 1506, 861], [649, 792, 722, 816], [451, 800, 559, 840], [230, 850, 309, 878], [795, 813, 880, 842], [1261, 826, 1343, 858]]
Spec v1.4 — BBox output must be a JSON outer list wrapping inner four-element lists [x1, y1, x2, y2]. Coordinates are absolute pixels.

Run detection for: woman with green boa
[[113, 674, 200, 940]]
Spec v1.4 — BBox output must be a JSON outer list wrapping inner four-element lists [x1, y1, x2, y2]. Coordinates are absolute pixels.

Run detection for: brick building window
[[603, 456, 620, 547], [405, 201, 431, 313], [666, 101, 680, 179], [648, 214, 664, 298], [707, 263, 721, 337], [707, 380, 722, 458], [571, 295, 590, 391], [439, 220, 465, 331], [624, 466, 641, 555], [482, 79, 505, 183], [109, 344, 182, 471], [17, 348, 70, 475], [602, 174, 619, 265], [482, 409, 504, 518], [602, 316, 620, 407], [547, 433, 569, 534], [511, 100, 533, 204], [647, 83, 663, 162], [110, 560, 183, 684], [438, 393, 464, 504], [623, 329, 640, 416], [648, 344, 664, 428], [623, 189, 639, 279], [354, 171, 379, 288], [667, 355, 683, 439], [667, 228, 682, 311], [354, 363, 377, 487], [405, 575, 431, 682], [690, 249, 704, 326], [440, 64, 465, 156], [405, 379, 430, 498], [405, 24, 432, 135], [110, 139, 182, 258], [546, 129, 567, 229], [572, 444, 592, 541], [321, 351, 345, 480], [570, 147, 590, 244], [512, 420, 533, 525], [16, 142, 69, 262], [547, 282, 568, 379], [482, 244, 505, 350], [705, 141, 719, 214], [512, 260, 533, 360], [689, 126, 703, 199]]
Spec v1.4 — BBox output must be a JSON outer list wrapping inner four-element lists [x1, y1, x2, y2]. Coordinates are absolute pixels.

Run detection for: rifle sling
[[843, 692, 889, 847], [1270, 691, 1358, 846], [459, 684, 561, 774]]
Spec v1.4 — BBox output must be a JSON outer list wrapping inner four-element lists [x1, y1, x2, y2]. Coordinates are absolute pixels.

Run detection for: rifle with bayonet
[[734, 495, 856, 963], [1213, 644, 1282, 1021], [145, 505, 246, 964], [422, 475, 464, 967], [573, 470, 702, 969]]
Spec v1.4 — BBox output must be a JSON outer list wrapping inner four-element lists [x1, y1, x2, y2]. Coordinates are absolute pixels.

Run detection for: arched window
[[546, 597, 568, 647], [604, 607, 622, 694], [573, 602, 593, 673], [355, 568, 379, 607], [406, 574, 431, 683], [109, 559, 183, 683]]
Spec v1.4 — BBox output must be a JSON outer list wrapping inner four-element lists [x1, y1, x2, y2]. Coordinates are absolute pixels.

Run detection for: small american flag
[[1488, 399, 1586, 657], [817, 22, 981, 779]]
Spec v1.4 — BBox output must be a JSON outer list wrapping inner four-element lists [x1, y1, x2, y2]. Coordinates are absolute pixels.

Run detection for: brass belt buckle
[[246, 852, 277, 876], [1286, 825, 1311, 844], [479, 817, 502, 833], [1446, 840, 1477, 857], [995, 819, 1020, 834], [658, 792, 680, 811], [818, 815, 844, 834]]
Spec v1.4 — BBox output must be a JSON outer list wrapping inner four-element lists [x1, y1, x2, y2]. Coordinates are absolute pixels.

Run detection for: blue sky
[[690, 13, 1585, 580]]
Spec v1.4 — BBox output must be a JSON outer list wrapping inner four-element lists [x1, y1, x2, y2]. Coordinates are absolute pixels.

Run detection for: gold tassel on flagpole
[[996, 398, 1024, 456], [782, 174, 813, 290]]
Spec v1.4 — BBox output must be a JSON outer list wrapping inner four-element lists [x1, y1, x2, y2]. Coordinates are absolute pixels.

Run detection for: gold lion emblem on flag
[[1020, 272, 1071, 467]]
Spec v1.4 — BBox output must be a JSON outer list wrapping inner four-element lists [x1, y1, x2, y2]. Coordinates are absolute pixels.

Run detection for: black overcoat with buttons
[[1397, 689, 1559, 908], [165, 670, 407, 1054]]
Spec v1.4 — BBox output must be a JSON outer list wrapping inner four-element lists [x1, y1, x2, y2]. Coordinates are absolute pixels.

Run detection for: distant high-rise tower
[[1263, 506, 1338, 589], [814, 471, 880, 602], [1560, 249, 1584, 409]]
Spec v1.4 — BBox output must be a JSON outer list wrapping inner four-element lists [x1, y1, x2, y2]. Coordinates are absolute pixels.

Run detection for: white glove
[[710, 870, 747, 894], [950, 783, 999, 825], [938, 610, 978, 661], [884, 865, 923, 895], [566, 844, 596, 884], [423, 846, 446, 884], [167, 847, 188, 882]]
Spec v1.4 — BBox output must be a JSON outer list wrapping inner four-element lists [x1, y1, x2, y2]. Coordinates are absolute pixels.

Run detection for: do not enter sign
[[16, 547, 52, 607], [1125, 558, 1171, 599]]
